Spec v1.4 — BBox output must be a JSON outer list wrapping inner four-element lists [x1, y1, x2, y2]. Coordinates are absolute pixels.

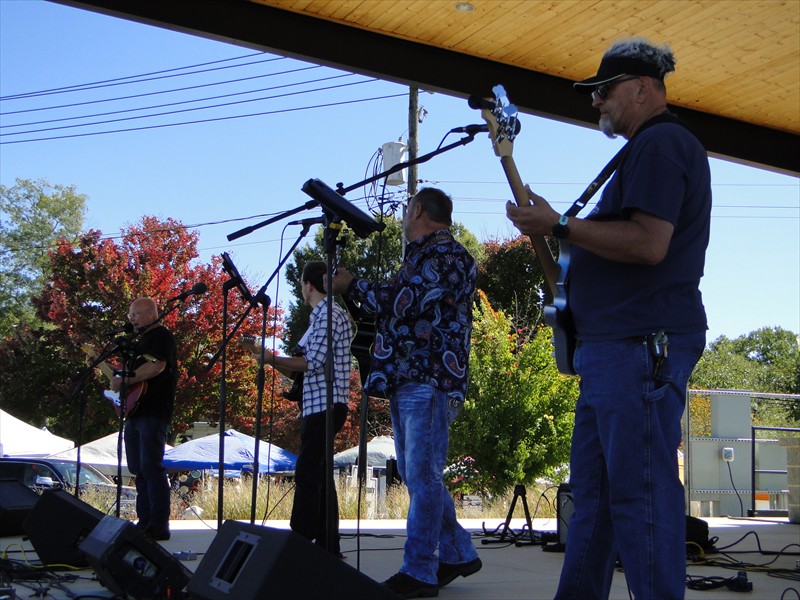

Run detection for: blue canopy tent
[[163, 429, 297, 473]]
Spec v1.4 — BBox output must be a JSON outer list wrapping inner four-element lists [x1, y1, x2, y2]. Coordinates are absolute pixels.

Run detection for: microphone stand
[[249, 286, 271, 525], [336, 129, 480, 195], [70, 338, 133, 511], [322, 213, 343, 554]]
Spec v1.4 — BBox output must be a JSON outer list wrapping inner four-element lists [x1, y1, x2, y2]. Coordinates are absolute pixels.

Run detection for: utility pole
[[407, 86, 419, 199], [403, 86, 420, 256]]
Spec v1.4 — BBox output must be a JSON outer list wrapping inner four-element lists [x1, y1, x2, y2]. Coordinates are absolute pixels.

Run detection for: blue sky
[[1, 0, 798, 346]]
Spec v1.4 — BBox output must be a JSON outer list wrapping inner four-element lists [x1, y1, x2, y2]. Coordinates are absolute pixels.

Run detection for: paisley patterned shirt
[[346, 229, 476, 409]]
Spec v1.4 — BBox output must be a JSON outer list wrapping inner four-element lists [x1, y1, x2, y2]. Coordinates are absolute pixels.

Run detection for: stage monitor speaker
[[79, 515, 191, 599], [23, 489, 104, 567], [557, 482, 574, 546], [0, 479, 39, 537], [188, 520, 397, 600]]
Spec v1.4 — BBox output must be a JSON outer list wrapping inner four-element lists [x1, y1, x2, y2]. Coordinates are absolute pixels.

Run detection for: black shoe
[[144, 527, 171, 541], [383, 572, 438, 599], [437, 556, 482, 588]]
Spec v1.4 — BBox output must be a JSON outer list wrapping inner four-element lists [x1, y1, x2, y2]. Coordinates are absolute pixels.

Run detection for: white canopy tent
[[333, 436, 396, 469], [0, 409, 74, 457], [46, 431, 144, 478]]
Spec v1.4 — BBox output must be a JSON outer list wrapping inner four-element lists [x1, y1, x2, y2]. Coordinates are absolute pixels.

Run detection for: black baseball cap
[[574, 55, 665, 93]]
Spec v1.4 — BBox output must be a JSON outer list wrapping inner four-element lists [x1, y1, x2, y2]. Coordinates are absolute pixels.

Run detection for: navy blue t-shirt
[[569, 118, 711, 340]]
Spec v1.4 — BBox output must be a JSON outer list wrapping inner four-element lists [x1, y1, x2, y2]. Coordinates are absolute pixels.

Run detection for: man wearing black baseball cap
[[507, 38, 711, 600]]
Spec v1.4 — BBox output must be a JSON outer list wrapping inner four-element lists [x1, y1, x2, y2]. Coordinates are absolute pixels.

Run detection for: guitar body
[[103, 383, 146, 418], [543, 242, 577, 375], [82, 343, 146, 418]]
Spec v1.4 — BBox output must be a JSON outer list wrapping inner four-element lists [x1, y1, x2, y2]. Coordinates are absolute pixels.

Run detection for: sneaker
[[144, 527, 171, 541], [383, 572, 438, 599], [437, 556, 482, 588]]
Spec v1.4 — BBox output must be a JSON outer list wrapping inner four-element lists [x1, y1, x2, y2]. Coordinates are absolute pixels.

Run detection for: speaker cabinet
[[23, 489, 104, 567], [0, 479, 39, 536], [79, 515, 191, 599], [188, 521, 396, 600]]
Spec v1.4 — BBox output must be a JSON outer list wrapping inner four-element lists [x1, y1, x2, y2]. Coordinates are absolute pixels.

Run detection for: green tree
[[449, 291, 578, 496], [477, 236, 550, 333], [691, 326, 800, 424], [691, 327, 799, 395], [0, 178, 86, 336]]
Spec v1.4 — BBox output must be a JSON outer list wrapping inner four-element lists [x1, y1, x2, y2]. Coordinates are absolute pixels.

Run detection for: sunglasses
[[592, 76, 640, 100]]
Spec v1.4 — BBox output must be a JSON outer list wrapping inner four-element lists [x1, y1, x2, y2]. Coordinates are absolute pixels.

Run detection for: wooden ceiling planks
[[258, 0, 799, 135]]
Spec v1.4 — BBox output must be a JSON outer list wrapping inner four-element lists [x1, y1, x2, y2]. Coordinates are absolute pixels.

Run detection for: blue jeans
[[554, 332, 705, 600], [125, 416, 170, 530], [390, 382, 478, 585]]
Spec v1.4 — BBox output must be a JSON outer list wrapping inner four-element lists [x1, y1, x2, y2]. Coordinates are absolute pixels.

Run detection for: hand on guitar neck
[[505, 186, 560, 242]]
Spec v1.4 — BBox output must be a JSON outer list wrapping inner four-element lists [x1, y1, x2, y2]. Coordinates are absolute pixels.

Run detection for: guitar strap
[[563, 111, 690, 218]]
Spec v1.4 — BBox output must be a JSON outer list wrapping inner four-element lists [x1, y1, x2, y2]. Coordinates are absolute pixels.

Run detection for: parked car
[[0, 457, 136, 516]]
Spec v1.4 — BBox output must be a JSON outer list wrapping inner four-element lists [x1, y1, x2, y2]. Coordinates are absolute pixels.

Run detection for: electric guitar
[[82, 343, 147, 417], [474, 85, 576, 375]]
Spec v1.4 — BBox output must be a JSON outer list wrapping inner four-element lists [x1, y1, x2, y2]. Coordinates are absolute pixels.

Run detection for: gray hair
[[604, 38, 676, 80]]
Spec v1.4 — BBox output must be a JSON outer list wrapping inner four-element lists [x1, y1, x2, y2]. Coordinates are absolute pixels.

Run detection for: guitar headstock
[[476, 84, 520, 159], [238, 335, 263, 353]]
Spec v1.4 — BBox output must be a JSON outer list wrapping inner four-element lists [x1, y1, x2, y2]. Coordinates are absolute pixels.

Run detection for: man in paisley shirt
[[331, 187, 481, 599]]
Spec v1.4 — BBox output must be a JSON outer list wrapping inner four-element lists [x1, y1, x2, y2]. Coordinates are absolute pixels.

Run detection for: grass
[[161, 477, 559, 523], [77, 474, 560, 525]]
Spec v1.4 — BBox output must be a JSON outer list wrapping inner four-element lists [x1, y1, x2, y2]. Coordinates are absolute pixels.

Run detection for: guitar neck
[[82, 344, 117, 383], [95, 361, 115, 383], [499, 155, 560, 298]]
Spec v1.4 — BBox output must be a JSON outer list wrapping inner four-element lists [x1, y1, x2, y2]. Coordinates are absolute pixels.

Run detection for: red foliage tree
[[25, 216, 286, 443]]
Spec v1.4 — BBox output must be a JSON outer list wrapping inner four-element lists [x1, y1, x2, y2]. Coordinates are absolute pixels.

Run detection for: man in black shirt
[[111, 297, 177, 541]]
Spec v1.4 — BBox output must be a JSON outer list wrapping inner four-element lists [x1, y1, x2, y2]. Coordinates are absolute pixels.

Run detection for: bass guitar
[[473, 85, 576, 375], [82, 343, 147, 417]]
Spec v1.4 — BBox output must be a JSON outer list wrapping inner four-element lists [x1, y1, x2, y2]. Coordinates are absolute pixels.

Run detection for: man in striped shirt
[[255, 261, 353, 556]]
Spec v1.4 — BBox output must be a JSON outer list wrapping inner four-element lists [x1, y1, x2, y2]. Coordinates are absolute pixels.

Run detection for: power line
[[1, 78, 380, 138], [0, 65, 323, 116], [1, 73, 357, 129], [0, 92, 407, 145], [0, 54, 285, 101]]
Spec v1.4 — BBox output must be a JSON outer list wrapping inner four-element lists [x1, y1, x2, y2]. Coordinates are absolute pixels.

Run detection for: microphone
[[287, 216, 325, 227], [106, 322, 134, 337], [450, 124, 489, 135], [170, 282, 208, 302]]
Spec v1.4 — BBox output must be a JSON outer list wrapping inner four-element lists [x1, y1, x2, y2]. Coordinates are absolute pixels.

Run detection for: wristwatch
[[552, 214, 570, 239]]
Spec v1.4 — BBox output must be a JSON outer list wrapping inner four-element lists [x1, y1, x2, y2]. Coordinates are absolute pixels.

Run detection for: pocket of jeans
[[644, 380, 670, 404]]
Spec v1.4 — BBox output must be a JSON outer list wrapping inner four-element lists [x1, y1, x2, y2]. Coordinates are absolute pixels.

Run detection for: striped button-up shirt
[[299, 297, 354, 417]]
